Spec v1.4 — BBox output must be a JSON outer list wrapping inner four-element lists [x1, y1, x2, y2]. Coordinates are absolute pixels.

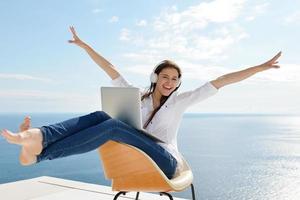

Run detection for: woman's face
[[155, 67, 180, 97]]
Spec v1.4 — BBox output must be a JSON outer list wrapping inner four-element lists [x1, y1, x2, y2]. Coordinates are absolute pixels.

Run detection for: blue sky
[[0, 0, 299, 114]]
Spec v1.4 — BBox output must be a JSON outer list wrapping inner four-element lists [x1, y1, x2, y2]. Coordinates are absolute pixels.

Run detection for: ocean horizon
[[1, 113, 300, 200]]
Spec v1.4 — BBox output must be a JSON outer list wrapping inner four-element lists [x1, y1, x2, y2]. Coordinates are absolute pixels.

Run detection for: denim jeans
[[36, 111, 177, 179]]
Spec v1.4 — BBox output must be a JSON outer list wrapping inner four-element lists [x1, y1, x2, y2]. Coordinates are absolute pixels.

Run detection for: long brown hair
[[142, 60, 182, 129]]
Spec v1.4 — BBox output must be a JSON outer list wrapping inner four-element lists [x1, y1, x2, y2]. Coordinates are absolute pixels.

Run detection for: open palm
[[260, 51, 282, 70]]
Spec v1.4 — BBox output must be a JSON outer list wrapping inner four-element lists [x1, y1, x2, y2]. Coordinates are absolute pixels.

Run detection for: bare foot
[[19, 116, 31, 132], [1, 128, 43, 155], [1, 117, 41, 166], [18, 116, 38, 165]]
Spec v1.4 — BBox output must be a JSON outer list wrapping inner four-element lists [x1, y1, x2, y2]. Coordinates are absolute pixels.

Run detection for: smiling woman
[[1, 26, 282, 191], [141, 60, 182, 128]]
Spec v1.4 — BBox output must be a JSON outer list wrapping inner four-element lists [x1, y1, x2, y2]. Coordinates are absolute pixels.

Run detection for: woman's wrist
[[80, 42, 89, 49], [254, 64, 268, 72]]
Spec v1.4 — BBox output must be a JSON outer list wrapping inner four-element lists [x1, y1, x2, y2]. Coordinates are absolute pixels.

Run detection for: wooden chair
[[98, 140, 196, 200]]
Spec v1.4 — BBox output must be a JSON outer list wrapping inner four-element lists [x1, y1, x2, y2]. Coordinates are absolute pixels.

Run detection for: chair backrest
[[98, 140, 174, 192]]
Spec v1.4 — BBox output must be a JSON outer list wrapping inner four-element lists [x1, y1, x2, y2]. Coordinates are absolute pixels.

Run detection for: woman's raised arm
[[68, 26, 120, 80], [210, 51, 282, 89]]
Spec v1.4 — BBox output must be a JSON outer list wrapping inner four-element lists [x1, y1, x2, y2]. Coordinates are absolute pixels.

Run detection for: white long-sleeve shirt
[[110, 75, 218, 177]]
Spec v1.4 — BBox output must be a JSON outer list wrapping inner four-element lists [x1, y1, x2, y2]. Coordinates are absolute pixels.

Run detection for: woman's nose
[[165, 79, 171, 85]]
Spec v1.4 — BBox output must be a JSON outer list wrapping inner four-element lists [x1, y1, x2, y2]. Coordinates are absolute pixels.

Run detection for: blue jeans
[[36, 111, 177, 179]]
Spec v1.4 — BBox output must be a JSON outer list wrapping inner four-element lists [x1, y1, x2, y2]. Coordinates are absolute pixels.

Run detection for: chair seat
[[98, 141, 193, 192]]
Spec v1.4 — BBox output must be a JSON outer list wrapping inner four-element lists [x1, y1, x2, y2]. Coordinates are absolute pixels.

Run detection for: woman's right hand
[[68, 26, 87, 48]]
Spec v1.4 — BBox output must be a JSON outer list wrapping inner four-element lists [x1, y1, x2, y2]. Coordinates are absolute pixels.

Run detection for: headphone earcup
[[150, 72, 158, 83]]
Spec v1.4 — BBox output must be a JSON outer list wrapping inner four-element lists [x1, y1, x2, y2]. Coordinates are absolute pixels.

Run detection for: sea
[[0, 113, 300, 200]]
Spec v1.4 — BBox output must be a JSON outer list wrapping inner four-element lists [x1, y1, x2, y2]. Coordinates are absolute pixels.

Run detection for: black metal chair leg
[[114, 188, 194, 200], [159, 192, 174, 200], [113, 191, 127, 200], [135, 192, 140, 200], [191, 184, 196, 200]]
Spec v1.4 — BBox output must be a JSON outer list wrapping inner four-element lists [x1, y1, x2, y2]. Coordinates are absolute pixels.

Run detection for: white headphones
[[150, 60, 181, 87]]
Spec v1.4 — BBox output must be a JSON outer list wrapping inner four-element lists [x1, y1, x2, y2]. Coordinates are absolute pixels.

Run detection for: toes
[[2, 129, 13, 139], [19, 117, 31, 131], [1, 129, 21, 144], [22, 116, 31, 123], [1, 129, 10, 138]]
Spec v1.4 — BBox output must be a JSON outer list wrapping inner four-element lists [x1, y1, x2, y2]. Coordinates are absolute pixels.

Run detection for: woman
[[1, 26, 281, 179]]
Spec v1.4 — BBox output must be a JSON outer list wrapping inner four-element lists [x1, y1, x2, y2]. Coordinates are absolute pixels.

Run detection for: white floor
[[0, 176, 187, 200]]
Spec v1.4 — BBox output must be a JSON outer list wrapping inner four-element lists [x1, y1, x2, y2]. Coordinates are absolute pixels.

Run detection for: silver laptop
[[100, 87, 164, 143]]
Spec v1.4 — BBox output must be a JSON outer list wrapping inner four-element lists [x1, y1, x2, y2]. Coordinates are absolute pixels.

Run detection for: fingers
[[1, 129, 8, 135], [69, 26, 77, 36], [1, 129, 6, 137], [68, 26, 81, 44], [68, 27, 76, 42], [1, 129, 12, 139], [68, 26, 76, 43], [1, 129, 22, 144], [22, 116, 31, 123], [271, 51, 282, 62], [19, 116, 31, 132], [265, 51, 282, 66], [69, 26, 74, 33]]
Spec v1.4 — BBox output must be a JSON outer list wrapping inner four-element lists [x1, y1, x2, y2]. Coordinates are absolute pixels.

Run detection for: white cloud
[[254, 2, 269, 14], [249, 63, 300, 83], [124, 58, 300, 86], [0, 89, 98, 113], [119, 28, 131, 41], [245, 16, 255, 21], [152, 0, 246, 32], [136, 20, 147, 27], [245, 2, 269, 21], [187, 0, 245, 22], [178, 62, 300, 84], [119, 1, 299, 87], [154, 0, 245, 32], [124, 60, 231, 82], [120, 0, 248, 64], [122, 50, 160, 62], [92, 8, 103, 14], [109, 16, 119, 23], [285, 11, 300, 23], [153, 0, 247, 31], [0, 73, 53, 83], [125, 65, 152, 76], [0, 90, 53, 99], [176, 61, 230, 80], [0, 89, 91, 102]]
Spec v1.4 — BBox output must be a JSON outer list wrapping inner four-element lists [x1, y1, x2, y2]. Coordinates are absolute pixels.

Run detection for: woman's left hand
[[259, 51, 282, 70]]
